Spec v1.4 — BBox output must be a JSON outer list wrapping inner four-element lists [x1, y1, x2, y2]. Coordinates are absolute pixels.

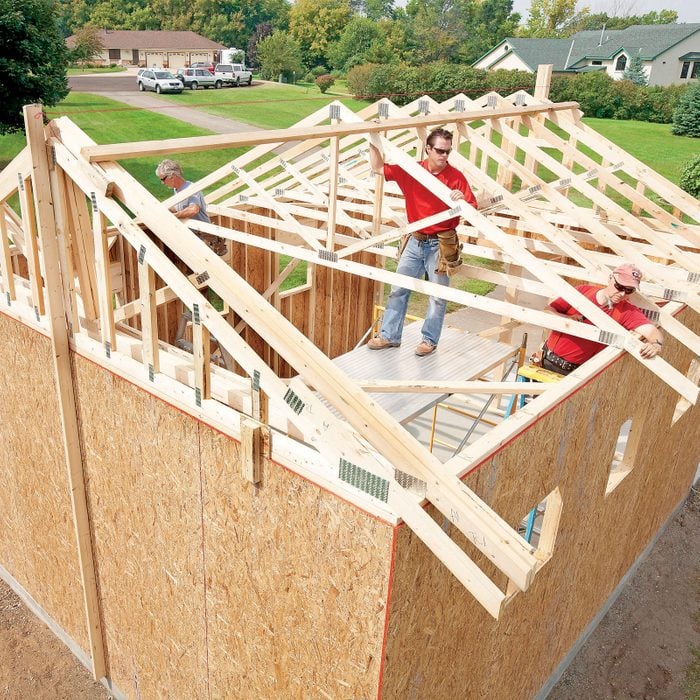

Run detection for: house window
[[692, 62, 700, 79], [680, 61, 690, 78], [592, 60, 602, 65], [615, 54, 627, 72], [108, 49, 120, 60]]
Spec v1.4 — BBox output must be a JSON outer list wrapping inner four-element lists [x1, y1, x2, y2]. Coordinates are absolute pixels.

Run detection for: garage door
[[189, 52, 210, 65], [168, 53, 187, 69], [145, 52, 165, 68]]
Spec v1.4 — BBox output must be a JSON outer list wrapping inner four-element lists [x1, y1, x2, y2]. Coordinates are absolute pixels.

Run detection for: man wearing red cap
[[542, 263, 664, 375]]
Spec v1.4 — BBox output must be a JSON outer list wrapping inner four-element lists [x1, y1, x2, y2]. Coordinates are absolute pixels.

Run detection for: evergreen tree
[[672, 83, 700, 137], [622, 54, 647, 86], [679, 154, 700, 198], [0, 0, 69, 134]]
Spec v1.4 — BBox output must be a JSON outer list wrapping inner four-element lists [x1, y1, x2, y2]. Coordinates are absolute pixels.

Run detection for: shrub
[[672, 83, 700, 137], [311, 65, 328, 78], [679, 154, 700, 198], [550, 72, 685, 123], [347, 63, 376, 97], [315, 74, 335, 93]]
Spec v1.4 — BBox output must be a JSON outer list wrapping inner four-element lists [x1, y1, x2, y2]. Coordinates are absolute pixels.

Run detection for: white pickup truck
[[214, 63, 253, 87]]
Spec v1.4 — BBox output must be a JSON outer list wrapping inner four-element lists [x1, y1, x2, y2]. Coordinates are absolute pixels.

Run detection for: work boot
[[367, 336, 400, 350], [415, 340, 436, 356]]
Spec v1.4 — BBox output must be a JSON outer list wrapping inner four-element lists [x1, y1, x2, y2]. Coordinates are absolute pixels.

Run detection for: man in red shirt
[[542, 263, 664, 375], [367, 128, 477, 356]]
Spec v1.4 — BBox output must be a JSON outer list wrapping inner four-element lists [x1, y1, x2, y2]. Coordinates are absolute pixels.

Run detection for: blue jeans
[[379, 236, 449, 346]]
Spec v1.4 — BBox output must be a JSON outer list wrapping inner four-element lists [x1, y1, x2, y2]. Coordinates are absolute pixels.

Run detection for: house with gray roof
[[473, 24, 700, 86], [66, 29, 226, 70]]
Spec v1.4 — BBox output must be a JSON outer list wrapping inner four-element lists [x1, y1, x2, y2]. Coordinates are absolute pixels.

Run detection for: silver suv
[[136, 69, 183, 94], [176, 68, 223, 90]]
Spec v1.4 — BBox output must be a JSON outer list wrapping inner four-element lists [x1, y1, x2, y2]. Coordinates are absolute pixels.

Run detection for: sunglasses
[[159, 175, 169, 182], [430, 146, 452, 156], [613, 278, 636, 295]]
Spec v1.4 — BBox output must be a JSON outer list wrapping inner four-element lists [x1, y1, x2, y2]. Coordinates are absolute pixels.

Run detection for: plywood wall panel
[[0, 313, 88, 653], [382, 308, 700, 699], [72, 356, 208, 699], [199, 428, 392, 698]]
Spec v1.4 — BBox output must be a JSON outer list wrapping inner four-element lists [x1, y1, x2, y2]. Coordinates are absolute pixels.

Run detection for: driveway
[[69, 71, 262, 135]]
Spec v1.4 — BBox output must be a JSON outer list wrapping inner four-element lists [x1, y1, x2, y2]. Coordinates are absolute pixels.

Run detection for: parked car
[[191, 62, 215, 74], [136, 69, 183, 94], [214, 63, 253, 86], [175, 68, 225, 90]]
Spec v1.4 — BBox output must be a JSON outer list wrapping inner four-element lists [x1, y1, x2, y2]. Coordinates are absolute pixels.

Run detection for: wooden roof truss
[[2, 87, 699, 620]]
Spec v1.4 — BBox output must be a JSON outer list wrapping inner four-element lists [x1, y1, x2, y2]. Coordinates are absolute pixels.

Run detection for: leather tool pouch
[[436, 229, 462, 276]]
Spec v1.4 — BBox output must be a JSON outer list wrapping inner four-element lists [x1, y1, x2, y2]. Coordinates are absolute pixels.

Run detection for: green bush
[[349, 62, 684, 122], [346, 63, 377, 97], [672, 82, 700, 137], [354, 62, 534, 105], [679, 154, 700, 197], [550, 72, 685, 122], [311, 65, 328, 78], [315, 74, 335, 93]]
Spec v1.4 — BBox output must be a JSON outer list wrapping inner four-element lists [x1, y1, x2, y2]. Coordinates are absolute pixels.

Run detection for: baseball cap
[[612, 263, 642, 288]]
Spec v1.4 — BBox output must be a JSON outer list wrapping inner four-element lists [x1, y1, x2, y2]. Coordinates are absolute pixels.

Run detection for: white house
[[473, 24, 700, 86], [66, 29, 226, 69]]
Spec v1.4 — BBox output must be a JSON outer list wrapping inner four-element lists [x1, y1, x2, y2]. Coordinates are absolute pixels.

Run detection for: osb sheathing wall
[[381, 306, 700, 700], [0, 313, 89, 655], [1, 305, 698, 699], [0, 312, 391, 698]]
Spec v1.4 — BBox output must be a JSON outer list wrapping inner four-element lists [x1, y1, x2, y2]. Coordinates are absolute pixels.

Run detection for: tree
[[327, 16, 390, 71], [289, 0, 352, 66], [521, 0, 590, 37], [362, 0, 394, 20], [256, 30, 303, 80], [0, 0, 69, 134], [247, 22, 273, 68], [672, 83, 700, 137], [69, 24, 104, 64], [566, 8, 678, 33], [622, 54, 647, 86], [458, 0, 520, 64], [405, 0, 471, 63]]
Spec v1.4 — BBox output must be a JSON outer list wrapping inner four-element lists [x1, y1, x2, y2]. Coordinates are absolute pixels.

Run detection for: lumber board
[[0, 205, 16, 300], [23, 105, 106, 681], [16, 172, 45, 315], [81, 102, 581, 162]]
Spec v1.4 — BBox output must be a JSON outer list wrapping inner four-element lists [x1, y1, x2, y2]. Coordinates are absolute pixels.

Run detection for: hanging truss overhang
[[2, 86, 699, 622]]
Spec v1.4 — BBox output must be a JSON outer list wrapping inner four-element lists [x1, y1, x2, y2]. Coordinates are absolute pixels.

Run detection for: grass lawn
[[40, 93, 248, 197], [582, 117, 699, 184], [165, 81, 369, 130], [67, 66, 126, 75]]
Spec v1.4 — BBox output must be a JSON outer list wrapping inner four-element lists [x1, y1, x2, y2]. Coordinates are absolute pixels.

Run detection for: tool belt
[[411, 232, 434, 242], [198, 232, 228, 257], [435, 229, 462, 276], [542, 344, 580, 374]]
